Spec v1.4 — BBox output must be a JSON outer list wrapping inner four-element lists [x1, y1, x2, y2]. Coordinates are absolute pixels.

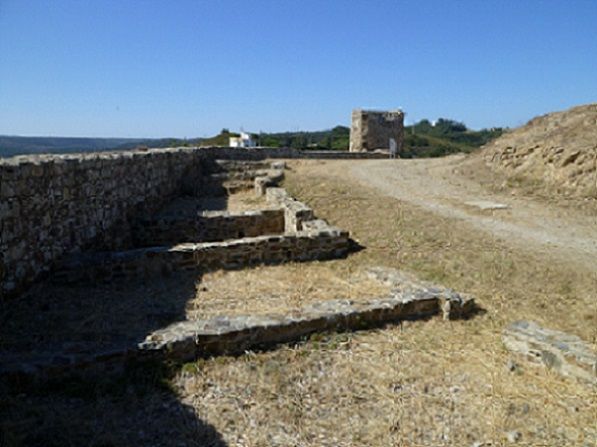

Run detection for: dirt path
[[312, 156, 597, 270]]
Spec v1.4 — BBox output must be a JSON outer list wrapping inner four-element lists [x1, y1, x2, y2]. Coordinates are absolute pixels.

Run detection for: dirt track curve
[[318, 156, 597, 271]]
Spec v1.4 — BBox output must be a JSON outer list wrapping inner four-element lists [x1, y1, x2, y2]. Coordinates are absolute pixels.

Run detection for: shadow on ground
[[0, 167, 363, 446], [0, 360, 227, 447]]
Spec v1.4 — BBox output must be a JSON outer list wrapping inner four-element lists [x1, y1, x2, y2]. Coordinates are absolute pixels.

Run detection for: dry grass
[[170, 160, 596, 446], [2, 160, 596, 446], [157, 189, 266, 218], [186, 263, 390, 319], [478, 103, 597, 199], [459, 155, 597, 217]]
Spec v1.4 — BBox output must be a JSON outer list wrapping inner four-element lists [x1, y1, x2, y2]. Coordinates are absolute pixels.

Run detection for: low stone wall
[[198, 209, 285, 242], [134, 209, 285, 246], [142, 281, 473, 360], [254, 169, 284, 196], [54, 227, 350, 284], [0, 267, 475, 381], [266, 187, 314, 232], [503, 320, 597, 385]]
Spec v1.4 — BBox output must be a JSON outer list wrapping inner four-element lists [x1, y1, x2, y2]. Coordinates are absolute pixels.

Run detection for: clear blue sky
[[1, 0, 595, 138]]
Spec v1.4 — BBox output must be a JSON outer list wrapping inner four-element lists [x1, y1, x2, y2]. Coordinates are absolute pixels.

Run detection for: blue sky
[[1, 0, 595, 138]]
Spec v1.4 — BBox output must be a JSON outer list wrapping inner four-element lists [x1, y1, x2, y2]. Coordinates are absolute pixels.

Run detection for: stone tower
[[349, 109, 405, 152]]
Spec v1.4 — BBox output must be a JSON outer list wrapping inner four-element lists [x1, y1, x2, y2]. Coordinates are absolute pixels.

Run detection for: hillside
[[0, 136, 191, 157], [480, 104, 597, 197], [402, 119, 502, 158]]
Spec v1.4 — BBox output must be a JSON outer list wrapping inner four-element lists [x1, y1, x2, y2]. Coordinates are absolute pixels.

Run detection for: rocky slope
[[482, 103, 597, 197]]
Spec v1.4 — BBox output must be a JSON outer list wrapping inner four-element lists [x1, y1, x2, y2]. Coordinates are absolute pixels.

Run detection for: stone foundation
[[134, 209, 285, 246], [0, 267, 475, 381], [54, 227, 350, 284], [1, 147, 387, 298], [266, 187, 315, 232]]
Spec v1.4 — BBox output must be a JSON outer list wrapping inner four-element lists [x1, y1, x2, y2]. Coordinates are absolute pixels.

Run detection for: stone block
[[503, 320, 597, 385]]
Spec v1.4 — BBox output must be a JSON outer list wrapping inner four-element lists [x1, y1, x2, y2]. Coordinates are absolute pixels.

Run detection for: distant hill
[[479, 103, 597, 197], [0, 136, 180, 157]]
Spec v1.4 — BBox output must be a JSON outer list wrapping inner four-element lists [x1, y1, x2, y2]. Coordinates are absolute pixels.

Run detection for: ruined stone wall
[[53, 228, 350, 285], [0, 148, 207, 298], [0, 146, 379, 299], [134, 209, 285, 246], [265, 187, 315, 232], [349, 109, 405, 152]]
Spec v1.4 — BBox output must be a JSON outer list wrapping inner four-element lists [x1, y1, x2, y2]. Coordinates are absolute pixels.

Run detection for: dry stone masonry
[[0, 145, 480, 384], [49, 159, 350, 285], [350, 109, 405, 152], [0, 147, 385, 299], [503, 320, 597, 386], [0, 267, 475, 381]]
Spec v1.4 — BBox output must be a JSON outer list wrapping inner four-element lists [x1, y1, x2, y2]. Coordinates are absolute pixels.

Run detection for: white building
[[229, 132, 256, 148]]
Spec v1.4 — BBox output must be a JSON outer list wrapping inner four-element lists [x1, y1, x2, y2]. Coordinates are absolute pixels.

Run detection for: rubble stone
[[502, 320, 597, 385]]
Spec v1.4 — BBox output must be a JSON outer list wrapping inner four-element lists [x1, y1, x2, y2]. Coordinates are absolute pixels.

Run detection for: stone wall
[[0, 148, 207, 298], [1, 146, 378, 298], [134, 209, 285, 246], [53, 227, 350, 285], [265, 187, 315, 232], [349, 109, 405, 152]]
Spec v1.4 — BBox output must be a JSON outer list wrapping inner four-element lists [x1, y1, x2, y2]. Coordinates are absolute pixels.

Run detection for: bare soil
[[347, 156, 597, 269], [480, 103, 597, 198]]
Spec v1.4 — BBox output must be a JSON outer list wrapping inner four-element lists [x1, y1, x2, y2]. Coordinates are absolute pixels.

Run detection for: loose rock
[[502, 320, 597, 385]]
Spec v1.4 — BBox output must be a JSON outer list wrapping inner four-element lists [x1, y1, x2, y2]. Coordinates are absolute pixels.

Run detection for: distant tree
[[434, 118, 467, 134]]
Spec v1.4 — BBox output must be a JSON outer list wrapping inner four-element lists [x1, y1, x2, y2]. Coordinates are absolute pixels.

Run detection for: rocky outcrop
[[482, 103, 597, 197]]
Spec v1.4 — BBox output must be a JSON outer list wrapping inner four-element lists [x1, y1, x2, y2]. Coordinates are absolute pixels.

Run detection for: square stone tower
[[349, 109, 405, 152]]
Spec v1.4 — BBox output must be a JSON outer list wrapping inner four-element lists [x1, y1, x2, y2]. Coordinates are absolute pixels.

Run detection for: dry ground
[[479, 103, 597, 198], [189, 264, 389, 319], [157, 189, 266, 217], [173, 159, 595, 446], [2, 157, 596, 446]]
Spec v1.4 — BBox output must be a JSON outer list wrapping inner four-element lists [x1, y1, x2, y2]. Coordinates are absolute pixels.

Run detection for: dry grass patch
[[156, 189, 266, 218], [187, 263, 390, 319], [2, 159, 596, 446], [175, 322, 596, 446], [167, 159, 596, 445], [460, 154, 597, 217]]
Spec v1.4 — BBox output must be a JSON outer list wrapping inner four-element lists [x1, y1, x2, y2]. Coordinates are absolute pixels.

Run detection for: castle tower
[[349, 109, 405, 152]]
